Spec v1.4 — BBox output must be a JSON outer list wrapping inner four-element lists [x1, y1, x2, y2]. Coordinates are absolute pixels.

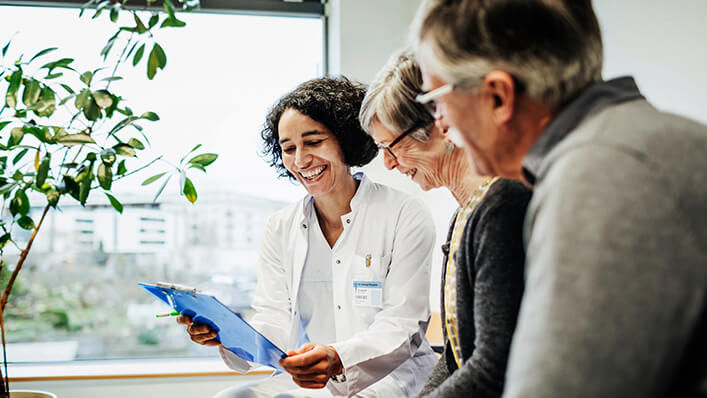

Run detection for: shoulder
[[264, 196, 307, 231], [472, 179, 532, 224], [463, 179, 531, 245]]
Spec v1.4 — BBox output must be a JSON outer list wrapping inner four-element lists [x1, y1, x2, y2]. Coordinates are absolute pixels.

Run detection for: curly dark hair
[[261, 76, 379, 180]]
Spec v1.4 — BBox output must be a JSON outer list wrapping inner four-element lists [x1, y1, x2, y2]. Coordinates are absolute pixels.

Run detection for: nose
[[382, 150, 398, 170], [294, 147, 311, 169]]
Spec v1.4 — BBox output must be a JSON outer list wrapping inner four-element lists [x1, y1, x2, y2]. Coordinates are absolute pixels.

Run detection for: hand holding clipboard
[[139, 282, 287, 371]]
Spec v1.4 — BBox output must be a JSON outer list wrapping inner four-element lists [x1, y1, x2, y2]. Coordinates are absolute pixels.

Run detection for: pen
[[155, 311, 179, 318]]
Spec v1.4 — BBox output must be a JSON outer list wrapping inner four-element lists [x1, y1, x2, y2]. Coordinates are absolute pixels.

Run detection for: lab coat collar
[[297, 172, 370, 230]]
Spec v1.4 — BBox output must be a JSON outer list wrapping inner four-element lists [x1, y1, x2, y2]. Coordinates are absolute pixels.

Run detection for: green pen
[[155, 310, 179, 318]]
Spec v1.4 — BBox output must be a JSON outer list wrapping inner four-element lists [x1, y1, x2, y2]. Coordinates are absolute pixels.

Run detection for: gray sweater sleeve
[[503, 146, 707, 398], [421, 180, 530, 398]]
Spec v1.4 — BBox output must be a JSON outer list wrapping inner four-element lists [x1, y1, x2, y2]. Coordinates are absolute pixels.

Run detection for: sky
[[0, 5, 324, 204]]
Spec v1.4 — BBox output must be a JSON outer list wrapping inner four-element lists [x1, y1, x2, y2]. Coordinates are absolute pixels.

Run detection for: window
[[1, 3, 323, 362]]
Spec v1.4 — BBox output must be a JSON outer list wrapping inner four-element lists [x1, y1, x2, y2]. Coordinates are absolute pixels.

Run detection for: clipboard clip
[[155, 281, 201, 294]]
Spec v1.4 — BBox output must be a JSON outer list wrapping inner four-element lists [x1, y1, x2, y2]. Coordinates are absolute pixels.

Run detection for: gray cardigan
[[505, 77, 707, 398], [419, 178, 531, 397]]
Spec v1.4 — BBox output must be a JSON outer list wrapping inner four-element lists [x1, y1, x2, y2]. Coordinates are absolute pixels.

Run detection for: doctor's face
[[278, 108, 350, 197]]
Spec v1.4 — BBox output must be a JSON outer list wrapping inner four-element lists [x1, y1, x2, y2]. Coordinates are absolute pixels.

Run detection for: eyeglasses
[[378, 123, 423, 161], [415, 83, 454, 116]]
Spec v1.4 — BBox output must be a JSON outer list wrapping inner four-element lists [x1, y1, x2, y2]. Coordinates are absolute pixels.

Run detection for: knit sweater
[[418, 178, 531, 397]]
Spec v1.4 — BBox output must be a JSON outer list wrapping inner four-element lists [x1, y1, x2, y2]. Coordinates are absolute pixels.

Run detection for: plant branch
[[112, 155, 162, 181], [0, 204, 50, 311]]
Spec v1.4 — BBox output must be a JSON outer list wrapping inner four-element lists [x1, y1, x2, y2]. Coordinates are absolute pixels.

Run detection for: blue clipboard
[[139, 282, 286, 371]]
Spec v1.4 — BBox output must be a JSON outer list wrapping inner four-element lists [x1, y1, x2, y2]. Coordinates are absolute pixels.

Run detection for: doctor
[[180, 76, 437, 397]]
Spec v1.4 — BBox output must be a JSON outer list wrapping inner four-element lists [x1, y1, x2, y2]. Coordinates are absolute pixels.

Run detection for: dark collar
[[522, 77, 644, 185]]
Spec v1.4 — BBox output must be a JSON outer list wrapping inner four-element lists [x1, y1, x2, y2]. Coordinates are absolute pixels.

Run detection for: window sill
[[9, 358, 274, 382]]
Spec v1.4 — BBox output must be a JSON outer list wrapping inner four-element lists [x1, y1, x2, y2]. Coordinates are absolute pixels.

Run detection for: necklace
[[444, 176, 499, 368]]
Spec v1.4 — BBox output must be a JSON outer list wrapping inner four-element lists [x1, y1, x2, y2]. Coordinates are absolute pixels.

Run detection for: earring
[[444, 141, 455, 155]]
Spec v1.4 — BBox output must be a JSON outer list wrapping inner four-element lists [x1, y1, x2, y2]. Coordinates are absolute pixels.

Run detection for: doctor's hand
[[176, 314, 220, 346], [279, 343, 343, 389]]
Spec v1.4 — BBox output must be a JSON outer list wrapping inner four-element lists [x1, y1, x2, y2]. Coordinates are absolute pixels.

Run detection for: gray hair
[[360, 50, 434, 141], [411, 0, 604, 108]]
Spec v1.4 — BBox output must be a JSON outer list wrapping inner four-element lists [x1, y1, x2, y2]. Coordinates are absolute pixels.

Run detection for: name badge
[[353, 281, 383, 307]]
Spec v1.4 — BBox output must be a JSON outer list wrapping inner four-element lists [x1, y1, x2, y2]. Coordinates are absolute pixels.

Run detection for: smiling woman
[[181, 77, 439, 398]]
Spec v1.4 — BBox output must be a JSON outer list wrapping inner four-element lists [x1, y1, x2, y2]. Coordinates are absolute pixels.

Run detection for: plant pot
[[10, 391, 57, 398]]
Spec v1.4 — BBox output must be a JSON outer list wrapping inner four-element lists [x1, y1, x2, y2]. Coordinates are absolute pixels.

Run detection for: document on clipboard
[[139, 282, 286, 371]]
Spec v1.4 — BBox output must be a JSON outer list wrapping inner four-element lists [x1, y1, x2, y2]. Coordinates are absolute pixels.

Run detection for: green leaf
[[109, 4, 119, 22], [60, 83, 75, 94], [10, 189, 30, 216], [46, 187, 60, 207], [45, 72, 63, 80], [32, 87, 56, 117], [117, 159, 127, 175], [140, 111, 159, 121], [57, 133, 96, 145], [0, 121, 11, 132], [101, 148, 117, 165], [28, 47, 58, 64], [163, 0, 177, 20], [147, 46, 159, 79], [80, 71, 93, 86], [36, 155, 50, 187], [160, 17, 186, 28], [40, 58, 74, 72], [62, 174, 80, 199], [105, 192, 123, 213], [12, 148, 29, 165], [113, 144, 136, 157], [132, 44, 145, 66], [102, 76, 123, 82], [6, 69, 23, 109], [127, 138, 145, 150], [182, 177, 197, 203], [75, 89, 91, 109], [97, 162, 112, 190], [188, 153, 218, 167], [78, 165, 93, 205], [17, 215, 35, 230], [0, 233, 11, 249], [83, 97, 101, 121], [142, 171, 166, 186], [153, 174, 171, 202], [1, 40, 9, 57], [22, 79, 41, 107], [189, 163, 206, 173], [148, 13, 159, 28], [92, 89, 113, 108], [134, 13, 147, 33], [9, 127, 24, 147], [153, 43, 167, 68]]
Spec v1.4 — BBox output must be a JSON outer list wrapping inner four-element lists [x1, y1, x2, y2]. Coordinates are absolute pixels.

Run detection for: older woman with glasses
[[360, 52, 531, 398]]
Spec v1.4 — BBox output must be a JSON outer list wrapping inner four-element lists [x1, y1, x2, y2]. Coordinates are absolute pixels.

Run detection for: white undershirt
[[297, 209, 336, 345]]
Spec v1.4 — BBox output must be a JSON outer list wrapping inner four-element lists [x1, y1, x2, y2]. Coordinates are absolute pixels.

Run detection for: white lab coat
[[220, 174, 437, 397]]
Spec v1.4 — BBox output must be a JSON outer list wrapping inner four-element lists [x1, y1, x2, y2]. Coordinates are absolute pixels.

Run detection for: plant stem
[[0, 204, 49, 396], [112, 155, 162, 181], [0, 204, 50, 312]]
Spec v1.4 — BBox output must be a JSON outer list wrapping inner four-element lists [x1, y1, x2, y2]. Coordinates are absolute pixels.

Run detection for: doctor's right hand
[[177, 314, 220, 346]]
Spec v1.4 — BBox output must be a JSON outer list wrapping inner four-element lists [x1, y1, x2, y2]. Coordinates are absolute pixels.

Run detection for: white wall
[[595, 0, 707, 125], [328, 0, 456, 310]]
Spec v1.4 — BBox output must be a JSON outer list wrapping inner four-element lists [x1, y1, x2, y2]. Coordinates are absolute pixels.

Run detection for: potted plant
[[0, 1, 210, 396]]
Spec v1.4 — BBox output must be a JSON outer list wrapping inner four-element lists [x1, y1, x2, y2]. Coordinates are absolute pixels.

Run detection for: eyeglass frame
[[377, 123, 427, 161], [415, 83, 455, 116]]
